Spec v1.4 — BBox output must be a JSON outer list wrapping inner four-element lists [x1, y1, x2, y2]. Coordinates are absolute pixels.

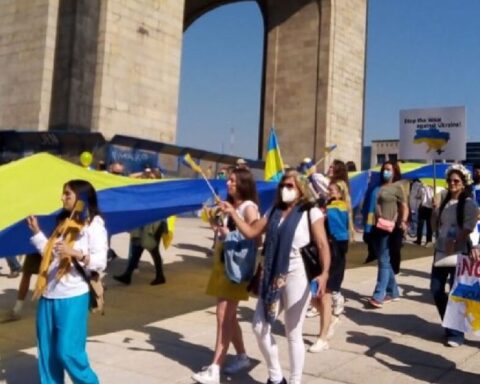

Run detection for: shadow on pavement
[[174, 242, 212, 255], [347, 331, 479, 384], [0, 254, 217, 361], [0, 351, 39, 384], [127, 326, 263, 384]]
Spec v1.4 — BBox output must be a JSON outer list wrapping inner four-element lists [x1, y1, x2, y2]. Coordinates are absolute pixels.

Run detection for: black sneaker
[[150, 276, 166, 285], [107, 249, 118, 262], [113, 274, 131, 285]]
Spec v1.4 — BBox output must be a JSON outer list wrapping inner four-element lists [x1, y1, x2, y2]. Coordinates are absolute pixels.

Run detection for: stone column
[[91, 0, 185, 142], [0, 0, 59, 131], [262, 0, 367, 169]]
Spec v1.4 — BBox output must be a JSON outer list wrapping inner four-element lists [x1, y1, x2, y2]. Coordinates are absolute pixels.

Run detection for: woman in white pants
[[221, 170, 331, 384]]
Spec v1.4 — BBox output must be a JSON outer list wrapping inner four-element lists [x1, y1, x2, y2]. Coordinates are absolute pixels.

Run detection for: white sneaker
[[332, 293, 345, 316], [446, 340, 461, 348], [223, 354, 251, 375], [308, 338, 329, 353], [192, 365, 220, 384], [327, 316, 340, 339], [306, 306, 319, 318]]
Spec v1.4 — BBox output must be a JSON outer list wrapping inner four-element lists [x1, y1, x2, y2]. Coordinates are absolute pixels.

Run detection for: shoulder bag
[[223, 230, 257, 284], [73, 259, 105, 315], [375, 217, 395, 233], [300, 208, 323, 281]]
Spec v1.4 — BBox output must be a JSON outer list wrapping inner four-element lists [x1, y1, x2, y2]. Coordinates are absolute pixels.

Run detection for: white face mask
[[281, 187, 297, 203]]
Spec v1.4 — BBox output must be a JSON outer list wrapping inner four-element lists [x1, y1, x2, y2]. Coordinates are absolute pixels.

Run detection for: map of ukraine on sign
[[399, 106, 466, 161]]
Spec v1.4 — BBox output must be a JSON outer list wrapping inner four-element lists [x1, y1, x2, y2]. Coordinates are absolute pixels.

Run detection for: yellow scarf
[[33, 218, 84, 300]]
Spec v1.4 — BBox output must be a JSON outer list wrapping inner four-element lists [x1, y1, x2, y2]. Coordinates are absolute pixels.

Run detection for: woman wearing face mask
[[220, 170, 331, 384], [368, 161, 408, 309]]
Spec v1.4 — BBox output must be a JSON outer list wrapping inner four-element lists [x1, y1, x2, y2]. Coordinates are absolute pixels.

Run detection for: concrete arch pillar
[[185, 0, 367, 168], [0, 0, 366, 169]]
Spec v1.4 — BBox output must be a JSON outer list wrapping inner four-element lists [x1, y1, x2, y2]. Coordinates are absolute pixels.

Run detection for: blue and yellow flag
[[264, 127, 285, 181]]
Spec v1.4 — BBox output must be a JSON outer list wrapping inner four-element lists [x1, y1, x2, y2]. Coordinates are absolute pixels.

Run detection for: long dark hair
[[438, 169, 472, 227], [226, 168, 259, 206], [57, 179, 101, 224], [380, 161, 401, 184], [330, 159, 350, 187]]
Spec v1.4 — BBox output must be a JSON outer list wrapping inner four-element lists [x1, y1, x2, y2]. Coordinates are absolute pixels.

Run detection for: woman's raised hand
[[54, 241, 74, 259], [26, 215, 40, 235], [219, 201, 235, 215], [470, 245, 480, 262]]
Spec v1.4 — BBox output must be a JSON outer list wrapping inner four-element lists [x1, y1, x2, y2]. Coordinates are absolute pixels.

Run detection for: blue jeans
[[430, 265, 464, 342], [6, 256, 21, 272], [372, 228, 399, 302]]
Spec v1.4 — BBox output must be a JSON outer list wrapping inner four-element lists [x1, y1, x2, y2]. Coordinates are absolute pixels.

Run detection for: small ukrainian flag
[[264, 127, 285, 181]]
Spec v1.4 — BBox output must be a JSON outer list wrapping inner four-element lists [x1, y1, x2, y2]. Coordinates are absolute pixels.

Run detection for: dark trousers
[[125, 242, 164, 280], [430, 265, 464, 341], [388, 227, 404, 275], [363, 232, 377, 263], [416, 206, 433, 244]]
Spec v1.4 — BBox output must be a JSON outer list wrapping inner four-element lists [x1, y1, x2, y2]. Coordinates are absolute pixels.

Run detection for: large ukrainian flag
[[0, 153, 278, 256], [264, 127, 285, 181]]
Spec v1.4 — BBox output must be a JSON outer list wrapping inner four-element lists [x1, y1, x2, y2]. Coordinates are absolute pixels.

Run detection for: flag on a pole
[[264, 127, 285, 181], [325, 144, 337, 155]]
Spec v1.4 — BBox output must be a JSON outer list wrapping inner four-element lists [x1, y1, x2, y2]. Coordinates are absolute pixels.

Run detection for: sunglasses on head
[[279, 182, 295, 189]]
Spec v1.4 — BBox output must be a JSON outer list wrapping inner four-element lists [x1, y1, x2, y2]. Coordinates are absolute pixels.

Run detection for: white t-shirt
[[420, 184, 434, 208], [265, 206, 324, 272], [222, 200, 259, 227], [31, 216, 108, 299], [309, 173, 329, 199], [236, 200, 259, 221]]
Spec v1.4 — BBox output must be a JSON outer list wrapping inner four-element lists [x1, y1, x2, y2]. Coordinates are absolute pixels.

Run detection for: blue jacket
[[326, 200, 349, 241]]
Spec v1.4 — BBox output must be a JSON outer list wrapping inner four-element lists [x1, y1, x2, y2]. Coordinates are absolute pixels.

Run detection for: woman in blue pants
[[27, 179, 108, 383]]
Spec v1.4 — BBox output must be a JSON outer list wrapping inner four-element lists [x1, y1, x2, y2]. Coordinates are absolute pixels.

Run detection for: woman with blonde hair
[[309, 179, 351, 352], [221, 169, 331, 384]]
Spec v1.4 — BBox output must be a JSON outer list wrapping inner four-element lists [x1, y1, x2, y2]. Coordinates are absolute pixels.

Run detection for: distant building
[[370, 140, 399, 166], [467, 142, 480, 164]]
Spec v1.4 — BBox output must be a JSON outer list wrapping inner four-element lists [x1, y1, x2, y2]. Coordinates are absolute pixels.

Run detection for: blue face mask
[[383, 170, 393, 181]]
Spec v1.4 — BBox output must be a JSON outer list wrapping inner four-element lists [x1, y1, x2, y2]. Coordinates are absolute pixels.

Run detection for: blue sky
[[177, 0, 480, 159]]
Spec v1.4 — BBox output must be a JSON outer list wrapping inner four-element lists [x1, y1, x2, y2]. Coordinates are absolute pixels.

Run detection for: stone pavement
[[0, 218, 478, 384]]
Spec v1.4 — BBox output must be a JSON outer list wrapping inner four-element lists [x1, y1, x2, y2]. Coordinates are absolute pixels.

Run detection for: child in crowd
[[309, 180, 350, 352]]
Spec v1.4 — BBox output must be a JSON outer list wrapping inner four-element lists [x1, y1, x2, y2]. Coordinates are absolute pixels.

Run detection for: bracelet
[[79, 253, 86, 262]]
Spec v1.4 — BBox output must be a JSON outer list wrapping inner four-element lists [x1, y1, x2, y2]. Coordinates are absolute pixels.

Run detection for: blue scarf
[[261, 204, 304, 324], [363, 186, 379, 234]]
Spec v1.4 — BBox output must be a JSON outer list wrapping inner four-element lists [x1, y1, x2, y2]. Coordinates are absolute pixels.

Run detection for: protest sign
[[443, 255, 480, 336], [399, 106, 466, 161]]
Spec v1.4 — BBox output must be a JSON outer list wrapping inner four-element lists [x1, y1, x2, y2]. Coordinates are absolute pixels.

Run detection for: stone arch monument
[[0, 0, 367, 168]]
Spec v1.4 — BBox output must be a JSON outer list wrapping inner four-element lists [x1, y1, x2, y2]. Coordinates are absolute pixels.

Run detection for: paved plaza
[[0, 218, 479, 384]]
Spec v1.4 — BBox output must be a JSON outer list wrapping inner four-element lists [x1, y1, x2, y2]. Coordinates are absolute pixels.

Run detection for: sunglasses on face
[[279, 182, 295, 189], [447, 178, 462, 185]]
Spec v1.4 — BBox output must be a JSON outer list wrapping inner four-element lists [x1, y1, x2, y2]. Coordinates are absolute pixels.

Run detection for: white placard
[[443, 255, 480, 336], [399, 106, 466, 161]]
